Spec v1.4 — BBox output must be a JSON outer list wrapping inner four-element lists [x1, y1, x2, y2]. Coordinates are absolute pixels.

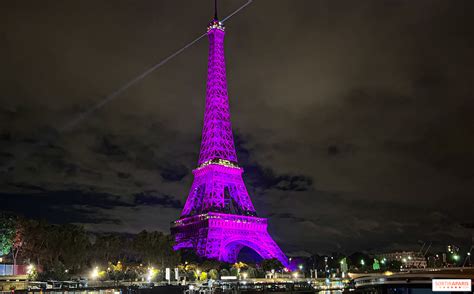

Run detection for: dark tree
[[260, 258, 284, 271]]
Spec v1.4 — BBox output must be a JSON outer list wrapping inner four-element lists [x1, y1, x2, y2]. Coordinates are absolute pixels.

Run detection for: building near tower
[[378, 251, 427, 268], [171, 6, 289, 269]]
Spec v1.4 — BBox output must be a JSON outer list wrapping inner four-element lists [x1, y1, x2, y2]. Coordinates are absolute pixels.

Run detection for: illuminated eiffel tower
[[171, 2, 288, 268]]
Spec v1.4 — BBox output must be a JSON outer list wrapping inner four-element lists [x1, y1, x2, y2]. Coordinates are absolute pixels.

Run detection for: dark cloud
[[0, 0, 473, 254], [236, 135, 313, 192], [243, 163, 311, 191], [134, 192, 183, 209], [117, 172, 131, 179], [95, 135, 128, 159], [1, 190, 130, 224], [159, 163, 188, 182], [268, 212, 309, 223]]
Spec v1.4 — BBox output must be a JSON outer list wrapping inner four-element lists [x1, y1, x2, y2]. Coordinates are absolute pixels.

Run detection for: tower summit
[[171, 2, 289, 268], [198, 8, 238, 168]]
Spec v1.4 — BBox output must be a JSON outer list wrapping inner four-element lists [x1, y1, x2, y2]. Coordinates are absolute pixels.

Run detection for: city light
[[147, 267, 156, 282], [453, 254, 460, 261], [360, 259, 365, 266], [196, 268, 201, 280], [26, 264, 35, 275], [242, 272, 248, 280], [293, 272, 298, 279], [298, 264, 303, 270], [90, 267, 99, 280]]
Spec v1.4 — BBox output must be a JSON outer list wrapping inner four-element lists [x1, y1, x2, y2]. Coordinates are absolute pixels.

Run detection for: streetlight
[[196, 269, 201, 281], [360, 259, 365, 266], [293, 272, 298, 279], [298, 264, 303, 271], [90, 267, 99, 280], [27, 264, 35, 275], [147, 267, 155, 282]]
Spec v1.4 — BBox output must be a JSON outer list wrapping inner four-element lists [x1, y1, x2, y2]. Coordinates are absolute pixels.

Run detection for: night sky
[[1, 0, 474, 255]]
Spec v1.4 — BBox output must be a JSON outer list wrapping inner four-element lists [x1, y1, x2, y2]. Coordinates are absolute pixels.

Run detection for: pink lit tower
[[171, 2, 289, 268]]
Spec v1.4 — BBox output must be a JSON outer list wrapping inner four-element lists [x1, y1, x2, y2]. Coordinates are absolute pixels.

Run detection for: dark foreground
[[7, 285, 339, 294]]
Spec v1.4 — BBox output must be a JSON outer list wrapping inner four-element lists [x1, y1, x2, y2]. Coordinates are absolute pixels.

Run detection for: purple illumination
[[172, 213, 288, 266], [171, 19, 289, 268], [198, 20, 237, 166]]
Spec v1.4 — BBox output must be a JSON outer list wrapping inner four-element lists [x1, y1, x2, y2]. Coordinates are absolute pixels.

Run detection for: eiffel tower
[[171, 2, 288, 268]]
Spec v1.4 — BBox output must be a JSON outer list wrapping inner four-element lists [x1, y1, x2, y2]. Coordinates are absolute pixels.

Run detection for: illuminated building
[[378, 251, 427, 268]]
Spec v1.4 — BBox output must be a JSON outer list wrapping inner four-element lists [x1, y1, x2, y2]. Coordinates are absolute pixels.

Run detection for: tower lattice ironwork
[[171, 9, 288, 268]]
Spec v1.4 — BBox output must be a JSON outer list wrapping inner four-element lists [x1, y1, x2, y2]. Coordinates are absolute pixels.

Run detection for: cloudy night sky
[[1, 0, 473, 255]]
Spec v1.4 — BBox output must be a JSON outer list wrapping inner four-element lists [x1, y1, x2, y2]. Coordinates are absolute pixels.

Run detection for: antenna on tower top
[[214, 0, 218, 20]]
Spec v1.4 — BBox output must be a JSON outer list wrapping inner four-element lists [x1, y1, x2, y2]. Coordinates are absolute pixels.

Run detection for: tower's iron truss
[[172, 17, 288, 268]]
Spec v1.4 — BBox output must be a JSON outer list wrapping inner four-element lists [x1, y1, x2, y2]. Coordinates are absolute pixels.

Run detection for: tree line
[[0, 213, 180, 280]]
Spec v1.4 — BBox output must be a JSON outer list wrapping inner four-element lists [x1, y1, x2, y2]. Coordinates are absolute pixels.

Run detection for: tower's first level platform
[[171, 212, 288, 268]]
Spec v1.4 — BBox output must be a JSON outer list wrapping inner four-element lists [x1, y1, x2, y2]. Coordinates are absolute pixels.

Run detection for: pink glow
[[180, 163, 255, 216], [172, 20, 289, 269], [198, 22, 237, 166], [173, 213, 288, 266]]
